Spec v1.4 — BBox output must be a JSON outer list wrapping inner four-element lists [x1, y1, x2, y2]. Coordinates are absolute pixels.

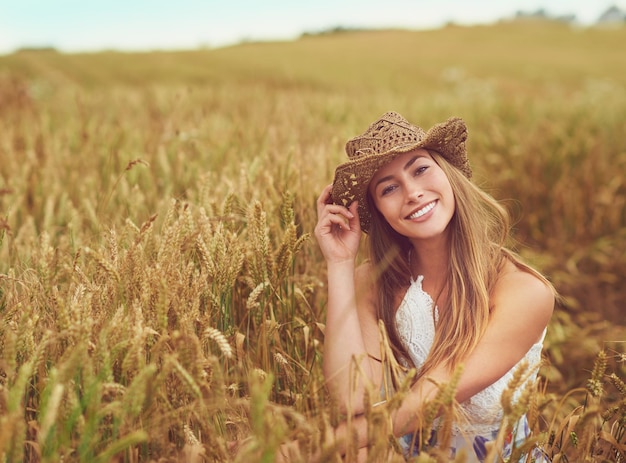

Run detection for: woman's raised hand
[[314, 184, 362, 264]]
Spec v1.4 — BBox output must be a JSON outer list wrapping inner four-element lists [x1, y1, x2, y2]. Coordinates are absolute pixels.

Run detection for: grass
[[0, 20, 625, 462]]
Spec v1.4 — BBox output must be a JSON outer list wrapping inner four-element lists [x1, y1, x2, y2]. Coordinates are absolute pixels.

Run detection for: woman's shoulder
[[478, 261, 554, 357], [492, 260, 555, 322]]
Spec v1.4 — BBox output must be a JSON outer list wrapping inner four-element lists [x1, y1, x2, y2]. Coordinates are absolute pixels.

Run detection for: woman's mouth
[[407, 201, 436, 219]]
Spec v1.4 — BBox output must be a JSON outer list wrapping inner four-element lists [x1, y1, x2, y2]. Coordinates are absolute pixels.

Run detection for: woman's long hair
[[367, 150, 554, 380]]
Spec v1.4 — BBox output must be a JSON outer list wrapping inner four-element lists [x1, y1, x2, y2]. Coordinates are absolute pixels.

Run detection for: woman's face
[[368, 149, 455, 242]]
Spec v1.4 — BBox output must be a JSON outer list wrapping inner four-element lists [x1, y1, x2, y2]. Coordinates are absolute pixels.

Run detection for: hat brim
[[331, 117, 469, 234]]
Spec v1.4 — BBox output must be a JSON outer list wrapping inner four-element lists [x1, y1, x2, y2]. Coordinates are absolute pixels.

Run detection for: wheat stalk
[[203, 327, 234, 359]]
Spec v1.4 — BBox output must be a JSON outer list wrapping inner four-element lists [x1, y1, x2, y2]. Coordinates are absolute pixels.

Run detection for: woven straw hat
[[331, 111, 470, 233]]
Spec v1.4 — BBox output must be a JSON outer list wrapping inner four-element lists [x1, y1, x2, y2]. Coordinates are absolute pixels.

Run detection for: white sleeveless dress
[[393, 276, 548, 462]]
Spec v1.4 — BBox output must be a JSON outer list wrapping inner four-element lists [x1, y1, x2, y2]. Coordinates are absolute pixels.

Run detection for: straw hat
[[331, 111, 470, 233]]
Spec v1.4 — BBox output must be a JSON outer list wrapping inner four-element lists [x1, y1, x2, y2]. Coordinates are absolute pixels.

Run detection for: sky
[[1, 0, 624, 54]]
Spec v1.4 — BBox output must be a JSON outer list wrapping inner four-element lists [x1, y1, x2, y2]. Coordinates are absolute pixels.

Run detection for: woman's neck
[[409, 237, 450, 298]]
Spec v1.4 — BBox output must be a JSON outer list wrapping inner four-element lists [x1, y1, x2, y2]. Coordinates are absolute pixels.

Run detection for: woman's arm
[[323, 262, 383, 414], [314, 185, 383, 413]]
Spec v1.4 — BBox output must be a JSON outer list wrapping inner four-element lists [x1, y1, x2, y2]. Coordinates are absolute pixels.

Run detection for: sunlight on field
[[0, 21, 624, 462]]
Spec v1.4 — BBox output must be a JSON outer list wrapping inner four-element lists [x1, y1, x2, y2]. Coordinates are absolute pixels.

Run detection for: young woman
[[313, 112, 555, 462]]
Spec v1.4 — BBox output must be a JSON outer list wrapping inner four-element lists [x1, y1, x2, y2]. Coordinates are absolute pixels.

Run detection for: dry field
[[0, 21, 625, 462]]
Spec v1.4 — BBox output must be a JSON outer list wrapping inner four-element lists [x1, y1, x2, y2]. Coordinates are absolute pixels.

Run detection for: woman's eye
[[381, 185, 396, 196], [415, 165, 429, 175]]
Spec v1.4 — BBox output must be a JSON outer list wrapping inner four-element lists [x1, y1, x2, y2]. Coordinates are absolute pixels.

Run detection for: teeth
[[408, 202, 435, 219]]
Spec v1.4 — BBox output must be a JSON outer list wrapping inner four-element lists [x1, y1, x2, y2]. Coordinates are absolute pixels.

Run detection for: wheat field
[[0, 21, 625, 462]]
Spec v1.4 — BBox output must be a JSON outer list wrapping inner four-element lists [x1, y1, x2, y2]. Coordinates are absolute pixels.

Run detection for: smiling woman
[[308, 111, 557, 462], [368, 150, 456, 242]]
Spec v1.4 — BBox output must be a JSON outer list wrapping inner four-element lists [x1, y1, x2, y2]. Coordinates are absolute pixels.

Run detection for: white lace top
[[395, 275, 545, 436]]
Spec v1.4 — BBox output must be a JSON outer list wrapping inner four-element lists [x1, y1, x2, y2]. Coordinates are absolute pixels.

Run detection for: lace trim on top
[[394, 275, 546, 435], [395, 275, 438, 370]]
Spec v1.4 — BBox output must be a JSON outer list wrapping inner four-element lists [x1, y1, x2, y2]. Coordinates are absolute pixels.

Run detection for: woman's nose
[[405, 181, 423, 202]]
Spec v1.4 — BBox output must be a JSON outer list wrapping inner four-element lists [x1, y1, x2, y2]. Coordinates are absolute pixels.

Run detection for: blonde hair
[[367, 150, 554, 380]]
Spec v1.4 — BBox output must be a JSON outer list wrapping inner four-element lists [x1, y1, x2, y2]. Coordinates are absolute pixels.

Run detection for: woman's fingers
[[316, 184, 333, 215], [317, 204, 355, 233], [325, 201, 359, 230], [317, 186, 353, 217], [325, 211, 352, 231], [317, 184, 333, 205], [348, 200, 361, 232]]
